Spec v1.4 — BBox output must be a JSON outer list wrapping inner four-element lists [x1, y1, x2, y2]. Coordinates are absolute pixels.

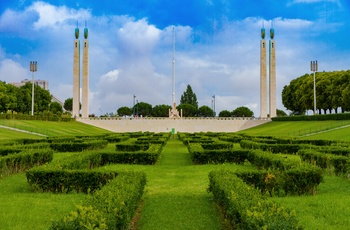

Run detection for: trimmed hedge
[[0, 149, 53, 177], [208, 169, 303, 229], [50, 140, 108, 152], [50, 171, 146, 230], [0, 113, 75, 121], [240, 140, 301, 154], [272, 113, 350, 121]]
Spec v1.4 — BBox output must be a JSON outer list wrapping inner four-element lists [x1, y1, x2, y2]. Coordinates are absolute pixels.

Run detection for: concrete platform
[[78, 117, 270, 133]]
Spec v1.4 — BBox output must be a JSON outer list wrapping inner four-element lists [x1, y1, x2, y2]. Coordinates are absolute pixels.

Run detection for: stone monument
[[269, 27, 276, 118], [260, 26, 267, 118], [72, 25, 80, 118], [82, 24, 89, 118]]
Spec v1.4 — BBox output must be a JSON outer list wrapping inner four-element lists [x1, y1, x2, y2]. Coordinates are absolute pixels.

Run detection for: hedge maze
[[0, 132, 169, 229], [2, 131, 350, 229], [179, 132, 350, 229]]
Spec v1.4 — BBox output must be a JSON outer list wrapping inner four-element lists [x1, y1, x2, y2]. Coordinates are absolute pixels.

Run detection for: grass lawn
[[0, 127, 44, 140], [239, 120, 350, 137], [0, 120, 111, 137]]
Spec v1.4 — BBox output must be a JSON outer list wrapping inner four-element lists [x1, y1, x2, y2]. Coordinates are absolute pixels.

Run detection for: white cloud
[[0, 59, 29, 83], [29, 1, 91, 30]]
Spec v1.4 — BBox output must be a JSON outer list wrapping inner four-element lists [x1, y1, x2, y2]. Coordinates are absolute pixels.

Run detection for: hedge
[[240, 140, 301, 154], [0, 149, 53, 177], [0, 113, 75, 121], [50, 171, 146, 230], [272, 113, 350, 121], [208, 169, 303, 229], [50, 140, 108, 152]]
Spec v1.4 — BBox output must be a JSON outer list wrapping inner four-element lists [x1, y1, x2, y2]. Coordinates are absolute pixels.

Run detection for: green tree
[[152, 104, 172, 117], [180, 85, 198, 108], [177, 104, 198, 117], [218, 110, 232, 117], [49, 102, 63, 115], [198, 105, 214, 117], [276, 109, 287, 117], [0, 82, 17, 113], [232, 106, 253, 117], [133, 102, 152, 117], [117, 106, 132, 116]]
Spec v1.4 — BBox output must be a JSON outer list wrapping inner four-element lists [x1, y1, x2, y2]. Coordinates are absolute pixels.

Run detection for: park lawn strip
[[0, 127, 44, 140], [0, 173, 85, 230], [0, 120, 111, 137], [271, 174, 350, 230], [239, 120, 350, 137]]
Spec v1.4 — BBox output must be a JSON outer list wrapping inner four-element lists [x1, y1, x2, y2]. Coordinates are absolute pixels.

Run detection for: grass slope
[[0, 120, 111, 137], [0, 127, 44, 140]]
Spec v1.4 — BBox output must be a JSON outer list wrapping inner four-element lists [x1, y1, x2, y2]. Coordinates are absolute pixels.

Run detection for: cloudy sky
[[0, 0, 349, 116]]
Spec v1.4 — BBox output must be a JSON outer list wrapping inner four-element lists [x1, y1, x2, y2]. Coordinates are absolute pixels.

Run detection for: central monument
[[169, 27, 181, 119], [72, 25, 80, 118]]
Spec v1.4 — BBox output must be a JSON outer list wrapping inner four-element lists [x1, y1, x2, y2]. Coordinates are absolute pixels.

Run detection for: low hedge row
[[236, 166, 323, 196], [247, 149, 302, 171], [188, 143, 248, 164], [298, 149, 350, 175], [50, 140, 108, 152], [101, 144, 163, 165], [208, 169, 303, 229], [240, 140, 301, 154], [0, 113, 75, 121], [272, 113, 350, 121], [0, 149, 53, 177], [50, 171, 146, 230]]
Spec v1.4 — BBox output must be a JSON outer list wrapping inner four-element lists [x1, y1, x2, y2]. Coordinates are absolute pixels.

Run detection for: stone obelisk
[[73, 26, 80, 118], [169, 27, 180, 118], [269, 27, 276, 118], [260, 26, 267, 118], [82, 25, 89, 118]]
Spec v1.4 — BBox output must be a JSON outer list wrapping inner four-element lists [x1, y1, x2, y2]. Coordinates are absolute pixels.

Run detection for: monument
[[82, 24, 89, 118], [260, 26, 267, 118], [260, 22, 276, 118], [169, 27, 181, 119], [72, 25, 80, 118], [269, 26, 276, 118]]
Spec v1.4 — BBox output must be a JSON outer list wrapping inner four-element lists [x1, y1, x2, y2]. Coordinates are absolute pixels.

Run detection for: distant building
[[10, 79, 49, 90], [10, 79, 64, 109]]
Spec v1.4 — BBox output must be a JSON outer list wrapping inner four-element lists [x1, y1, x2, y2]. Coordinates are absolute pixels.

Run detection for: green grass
[[0, 120, 111, 137], [0, 172, 86, 230], [102, 137, 255, 230], [271, 175, 350, 230], [0, 127, 44, 140], [239, 120, 350, 137]]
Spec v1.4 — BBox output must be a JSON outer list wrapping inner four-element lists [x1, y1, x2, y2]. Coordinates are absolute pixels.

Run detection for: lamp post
[[30, 61, 37, 116], [133, 94, 136, 116], [136, 100, 139, 116], [212, 95, 216, 117], [310, 61, 318, 115]]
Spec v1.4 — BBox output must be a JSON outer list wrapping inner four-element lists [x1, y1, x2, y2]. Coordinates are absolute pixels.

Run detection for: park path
[[136, 136, 223, 230]]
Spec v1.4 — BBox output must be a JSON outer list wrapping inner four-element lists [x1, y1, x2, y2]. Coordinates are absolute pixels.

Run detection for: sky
[[0, 0, 350, 116]]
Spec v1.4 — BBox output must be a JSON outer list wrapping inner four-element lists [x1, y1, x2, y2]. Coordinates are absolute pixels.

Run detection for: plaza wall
[[78, 117, 270, 133]]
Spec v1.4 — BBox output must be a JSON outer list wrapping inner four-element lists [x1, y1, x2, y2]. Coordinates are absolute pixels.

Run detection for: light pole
[[133, 94, 136, 116], [212, 95, 216, 117], [136, 100, 139, 116], [310, 61, 318, 115], [30, 61, 37, 116]]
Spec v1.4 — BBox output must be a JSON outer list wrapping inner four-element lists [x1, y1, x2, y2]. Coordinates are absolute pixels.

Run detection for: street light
[[212, 95, 216, 117], [133, 94, 136, 116], [30, 61, 37, 116], [310, 61, 318, 115]]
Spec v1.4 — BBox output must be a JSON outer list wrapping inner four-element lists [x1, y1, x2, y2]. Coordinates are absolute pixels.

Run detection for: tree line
[[116, 85, 257, 118], [282, 70, 350, 115], [0, 81, 63, 115]]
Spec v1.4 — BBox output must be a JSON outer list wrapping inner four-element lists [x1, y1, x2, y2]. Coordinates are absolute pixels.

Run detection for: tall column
[[73, 27, 80, 118], [260, 27, 267, 118], [82, 26, 89, 118], [269, 27, 276, 118]]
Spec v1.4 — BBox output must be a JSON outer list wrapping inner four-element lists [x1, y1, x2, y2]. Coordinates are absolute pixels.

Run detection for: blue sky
[[0, 0, 349, 116]]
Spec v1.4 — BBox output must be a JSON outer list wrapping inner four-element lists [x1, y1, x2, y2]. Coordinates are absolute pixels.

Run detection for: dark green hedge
[[50, 140, 108, 152], [0, 113, 75, 122], [0, 149, 53, 177], [208, 169, 303, 229], [240, 140, 301, 154]]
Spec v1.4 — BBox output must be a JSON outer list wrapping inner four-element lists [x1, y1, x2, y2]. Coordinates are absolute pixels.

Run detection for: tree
[[276, 109, 287, 117], [180, 85, 198, 108], [49, 102, 63, 115], [232, 106, 254, 117], [177, 104, 198, 117], [198, 105, 214, 117], [152, 104, 172, 117], [219, 110, 231, 117], [0, 82, 17, 113], [64, 98, 73, 111], [133, 102, 152, 117], [117, 106, 132, 116]]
